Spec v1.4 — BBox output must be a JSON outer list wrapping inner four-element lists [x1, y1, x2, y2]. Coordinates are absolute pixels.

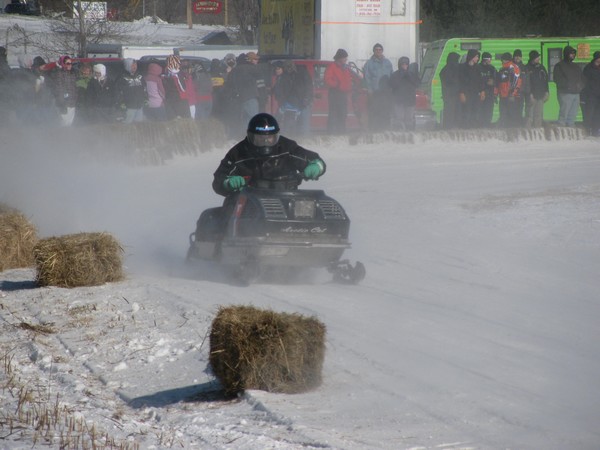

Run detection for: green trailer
[[420, 37, 600, 125]]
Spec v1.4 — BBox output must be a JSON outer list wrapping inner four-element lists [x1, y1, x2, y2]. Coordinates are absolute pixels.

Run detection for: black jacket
[[439, 53, 460, 101], [212, 136, 324, 196], [116, 71, 146, 109], [553, 47, 583, 94], [389, 68, 419, 106], [527, 62, 549, 100]]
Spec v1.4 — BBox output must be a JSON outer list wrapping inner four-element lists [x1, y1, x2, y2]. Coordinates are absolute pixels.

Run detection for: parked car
[[4, 0, 40, 15]]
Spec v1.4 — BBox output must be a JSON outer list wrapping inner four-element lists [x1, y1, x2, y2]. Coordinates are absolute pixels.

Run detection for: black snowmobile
[[187, 176, 365, 284]]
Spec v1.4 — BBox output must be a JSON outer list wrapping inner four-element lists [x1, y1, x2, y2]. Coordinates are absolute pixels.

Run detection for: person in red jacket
[[324, 48, 353, 134]]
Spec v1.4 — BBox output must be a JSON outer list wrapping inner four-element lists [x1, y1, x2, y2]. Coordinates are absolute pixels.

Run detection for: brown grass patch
[[33, 232, 124, 288], [209, 305, 326, 395]]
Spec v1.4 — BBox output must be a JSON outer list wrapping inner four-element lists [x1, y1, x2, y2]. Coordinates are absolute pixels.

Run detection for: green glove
[[303, 159, 324, 180], [224, 175, 246, 191]]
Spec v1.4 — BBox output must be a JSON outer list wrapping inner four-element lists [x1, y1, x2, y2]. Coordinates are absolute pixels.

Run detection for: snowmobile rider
[[212, 113, 326, 196]]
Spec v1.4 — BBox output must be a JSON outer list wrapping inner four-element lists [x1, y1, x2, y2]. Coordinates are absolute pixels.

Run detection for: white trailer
[[86, 44, 257, 61], [258, 0, 420, 68]]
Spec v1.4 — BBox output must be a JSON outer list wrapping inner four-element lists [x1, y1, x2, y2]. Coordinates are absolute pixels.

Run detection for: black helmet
[[247, 113, 280, 156]]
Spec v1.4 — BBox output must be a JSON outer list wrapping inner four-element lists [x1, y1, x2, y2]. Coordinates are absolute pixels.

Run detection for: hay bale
[[33, 232, 124, 288], [0, 206, 38, 271], [209, 305, 326, 395]]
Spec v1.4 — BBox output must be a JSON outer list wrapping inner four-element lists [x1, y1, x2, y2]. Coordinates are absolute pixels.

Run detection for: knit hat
[[333, 48, 348, 60], [466, 49, 480, 63], [529, 50, 540, 61], [481, 52, 492, 61], [593, 51, 600, 63], [166, 54, 181, 72], [399, 56, 410, 66], [373, 43, 383, 52], [123, 58, 136, 73], [513, 49, 522, 58], [93, 64, 106, 79], [501, 52, 512, 61]]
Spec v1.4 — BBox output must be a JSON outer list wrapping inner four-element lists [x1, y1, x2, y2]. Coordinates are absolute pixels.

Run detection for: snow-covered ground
[[2, 134, 600, 449]]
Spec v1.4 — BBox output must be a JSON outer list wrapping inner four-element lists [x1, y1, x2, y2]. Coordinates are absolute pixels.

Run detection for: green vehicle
[[420, 37, 600, 125]]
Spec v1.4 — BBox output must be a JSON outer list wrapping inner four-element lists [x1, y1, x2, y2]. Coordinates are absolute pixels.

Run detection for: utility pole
[[187, 0, 192, 29], [224, 0, 228, 26]]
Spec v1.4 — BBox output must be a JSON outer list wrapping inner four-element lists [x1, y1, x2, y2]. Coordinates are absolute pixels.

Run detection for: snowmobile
[[187, 175, 365, 284]]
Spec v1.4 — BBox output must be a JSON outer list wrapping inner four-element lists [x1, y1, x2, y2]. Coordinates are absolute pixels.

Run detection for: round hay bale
[[33, 232, 124, 288], [0, 207, 38, 272], [209, 305, 326, 395]]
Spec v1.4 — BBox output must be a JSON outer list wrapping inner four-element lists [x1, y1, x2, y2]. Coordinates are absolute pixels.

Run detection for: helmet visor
[[249, 132, 279, 148]]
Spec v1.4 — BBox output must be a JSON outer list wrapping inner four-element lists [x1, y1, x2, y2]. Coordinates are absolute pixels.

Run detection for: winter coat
[[212, 136, 324, 197], [363, 55, 393, 92], [388, 67, 419, 106], [116, 71, 146, 109], [225, 62, 260, 103], [273, 67, 313, 110], [526, 62, 549, 100], [324, 61, 353, 93], [144, 63, 165, 108], [496, 61, 521, 98], [479, 63, 497, 96], [439, 53, 460, 101], [553, 47, 583, 94], [582, 59, 600, 97], [459, 62, 484, 99], [51, 69, 78, 108]]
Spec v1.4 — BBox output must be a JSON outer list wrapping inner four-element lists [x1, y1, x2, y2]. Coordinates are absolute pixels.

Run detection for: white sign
[[73, 2, 107, 20], [356, 0, 381, 16]]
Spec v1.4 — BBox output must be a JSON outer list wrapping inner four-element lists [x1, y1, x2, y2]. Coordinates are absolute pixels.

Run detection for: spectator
[[87, 63, 117, 123], [524, 50, 549, 128], [223, 51, 262, 137], [11, 55, 37, 122], [553, 46, 583, 127], [73, 62, 93, 126], [496, 52, 522, 128], [245, 52, 268, 113], [512, 49, 526, 125], [439, 52, 461, 129], [164, 55, 190, 119], [389, 56, 419, 131], [180, 60, 200, 119], [324, 48, 353, 134], [479, 52, 497, 127], [143, 62, 167, 122], [458, 49, 484, 128], [192, 62, 213, 120], [210, 57, 228, 121], [116, 58, 145, 124], [581, 51, 600, 136], [31, 56, 56, 125], [363, 43, 393, 131], [272, 60, 313, 135], [51, 55, 78, 126]]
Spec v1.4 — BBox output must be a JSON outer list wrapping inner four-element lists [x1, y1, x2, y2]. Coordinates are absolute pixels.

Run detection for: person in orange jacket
[[324, 48, 353, 134], [496, 52, 522, 128]]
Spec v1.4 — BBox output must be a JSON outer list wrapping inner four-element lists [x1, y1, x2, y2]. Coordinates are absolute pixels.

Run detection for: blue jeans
[[557, 93, 580, 126]]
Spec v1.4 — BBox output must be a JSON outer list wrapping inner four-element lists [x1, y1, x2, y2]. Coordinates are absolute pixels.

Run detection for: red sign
[[193, 1, 222, 14]]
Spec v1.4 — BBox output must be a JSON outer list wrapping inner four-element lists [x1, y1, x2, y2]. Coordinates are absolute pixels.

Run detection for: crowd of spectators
[[1, 43, 598, 136], [438, 45, 600, 136]]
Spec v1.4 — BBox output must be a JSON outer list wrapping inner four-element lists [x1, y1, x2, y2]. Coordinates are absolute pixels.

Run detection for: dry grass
[[0, 205, 38, 272], [33, 232, 124, 288], [209, 305, 326, 395]]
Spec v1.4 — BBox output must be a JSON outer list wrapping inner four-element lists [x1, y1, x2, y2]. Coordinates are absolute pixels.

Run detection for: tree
[[40, 1, 134, 57]]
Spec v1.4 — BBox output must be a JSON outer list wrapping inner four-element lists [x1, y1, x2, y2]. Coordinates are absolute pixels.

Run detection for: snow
[[2, 135, 600, 449]]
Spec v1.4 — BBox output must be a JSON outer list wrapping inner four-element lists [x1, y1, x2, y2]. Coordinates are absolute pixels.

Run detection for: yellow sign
[[259, 0, 315, 57], [577, 43, 590, 59]]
